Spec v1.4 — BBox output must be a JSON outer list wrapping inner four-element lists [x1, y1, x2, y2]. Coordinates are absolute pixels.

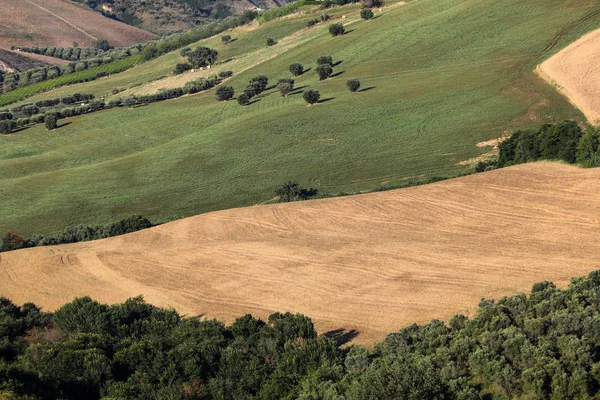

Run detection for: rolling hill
[[2, 162, 600, 345], [1, 0, 599, 237], [0, 0, 155, 70]]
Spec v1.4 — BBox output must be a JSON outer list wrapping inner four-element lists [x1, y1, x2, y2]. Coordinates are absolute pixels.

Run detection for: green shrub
[[360, 8, 374, 20], [316, 64, 333, 80], [346, 79, 361, 92], [216, 86, 235, 101], [289, 63, 304, 76], [303, 89, 320, 104], [329, 23, 346, 36], [237, 93, 250, 106], [45, 115, 58, 130]]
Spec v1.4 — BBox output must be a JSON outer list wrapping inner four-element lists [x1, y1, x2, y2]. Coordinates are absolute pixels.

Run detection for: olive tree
[[346, 79, 361, 92], [289, 63, 304, 76], [316, 64, 333, 80], [216, 86, 235, 101], [360, 8, 374, 20], [329, 23, 345, 37], [303, 89, 320, 105]]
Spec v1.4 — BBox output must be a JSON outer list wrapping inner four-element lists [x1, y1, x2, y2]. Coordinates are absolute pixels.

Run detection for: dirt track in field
[[538, 29, 600, 125], [0, 0, 155, 51], [2, 162, 600, 345]]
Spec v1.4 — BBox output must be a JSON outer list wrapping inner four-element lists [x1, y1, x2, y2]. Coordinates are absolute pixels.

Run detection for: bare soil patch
[[3, 163, 600, 345], [538, 28, 600, 125], [0, 0, 155, 52]]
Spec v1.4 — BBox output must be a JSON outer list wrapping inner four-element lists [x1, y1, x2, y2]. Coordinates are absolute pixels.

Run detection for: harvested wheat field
[[0, 0, 154, 51], [538, 28, 600, 125], [3, 162, 600, 344]]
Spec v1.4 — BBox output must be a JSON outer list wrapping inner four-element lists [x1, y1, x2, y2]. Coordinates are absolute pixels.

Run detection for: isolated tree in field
[[289, 63, 304, 76], [346, 79, 361, 92], [276, 182, 309, 202], [266, 38, 277, 46], [237, 93, 250, 106], [329, 23, 345, 37], [316, 64, 333, 80], [221, 35, 232, 44], [278, 78, 294, 96], [321, 13, 330, 22], [361, 8, 374, 20], [216, 86, 235, 101], [317, 55, 333, 66], [187, 47, 218, 68], [45, 115, 58, 130], [303, 89, 320, 105]]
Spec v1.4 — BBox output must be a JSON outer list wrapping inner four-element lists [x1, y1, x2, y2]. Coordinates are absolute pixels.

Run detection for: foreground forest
[[2, 271, 600, 399]]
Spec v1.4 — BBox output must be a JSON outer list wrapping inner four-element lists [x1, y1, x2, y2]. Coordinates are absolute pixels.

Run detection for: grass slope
[[3, 163, 600, 345], [1, 0, 599, 235]]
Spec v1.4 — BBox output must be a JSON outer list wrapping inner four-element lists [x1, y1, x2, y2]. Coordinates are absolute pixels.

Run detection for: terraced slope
[[1, 0, 599, 236], [2, 163, 600, 345]]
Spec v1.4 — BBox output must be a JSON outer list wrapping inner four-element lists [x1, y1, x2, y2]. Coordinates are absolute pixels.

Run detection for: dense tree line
[[13, 46, 107, 62], [0, 215, 152, 252], [3, 271, 600, 398], [497, 121, 600, 168]]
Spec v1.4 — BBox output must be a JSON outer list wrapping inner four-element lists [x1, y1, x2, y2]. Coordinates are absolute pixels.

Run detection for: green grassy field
[[1, 0, 599, 236]]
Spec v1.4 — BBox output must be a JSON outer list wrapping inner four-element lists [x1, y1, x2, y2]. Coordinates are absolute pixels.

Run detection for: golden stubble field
[[2, 163, 600, 345], [538, 28, 600, 125]]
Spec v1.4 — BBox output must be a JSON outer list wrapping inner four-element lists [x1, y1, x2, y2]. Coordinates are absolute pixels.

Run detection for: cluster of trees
[[497, 121, 600, 168], [174, 46, 219, 74], [275, 182, 317, 202], [4, 271, 600, 398], [1, 55, 128, 93], [0, 73, 228, 134], [1, 215, 152, 252], [2, 11, 257, 104], [0, 93, 98, 133], [139, 10, 257, 62]]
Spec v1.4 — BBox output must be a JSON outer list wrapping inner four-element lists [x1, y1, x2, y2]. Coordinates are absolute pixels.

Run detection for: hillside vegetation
[[1, 0, 599, 236], [0, 0, 154, 70], [70, 0, 290, 32], [4, 271, 600, 399], [3, 162, 600, 345]]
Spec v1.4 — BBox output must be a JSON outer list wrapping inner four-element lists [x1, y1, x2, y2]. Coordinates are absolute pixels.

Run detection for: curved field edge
[[2, 162, 600, 345], [537, 27, 600, 126], [1, 0, 600, 236]]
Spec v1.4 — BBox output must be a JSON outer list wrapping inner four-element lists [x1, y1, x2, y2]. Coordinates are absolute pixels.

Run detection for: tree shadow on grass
[[247, 99, 262, 105], [57, 122, 72, 129], [359, 86, 376, 92], [319, 97, 335, 103], [330, 70, 345, 78], [343, 29, 356, 35], [333, 60, 343, 67], [324, 328, 360, 346]]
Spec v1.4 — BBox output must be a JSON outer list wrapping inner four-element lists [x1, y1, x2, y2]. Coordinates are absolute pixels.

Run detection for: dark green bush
[[289, 63, 304, 76], [303, 89, 321, 104], [216, 86, 235, 101], [329, 23, 346, 36], [346, 79, 361, 92]]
